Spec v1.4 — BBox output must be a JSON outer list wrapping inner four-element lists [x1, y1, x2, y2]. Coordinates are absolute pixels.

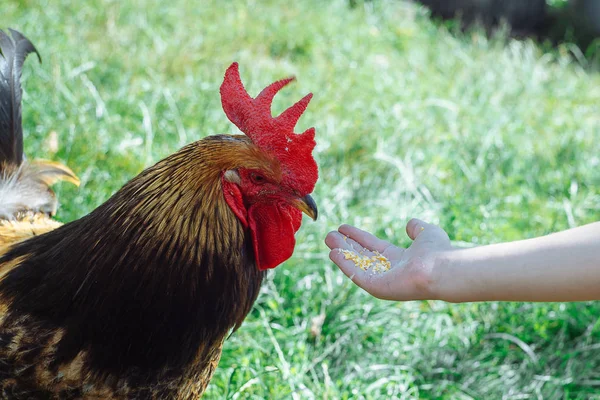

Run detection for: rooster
[[0, 29, 318, 399]]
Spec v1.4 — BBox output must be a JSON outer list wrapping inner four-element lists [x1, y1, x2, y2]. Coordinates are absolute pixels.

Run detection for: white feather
[[0, 163, 56, 220]]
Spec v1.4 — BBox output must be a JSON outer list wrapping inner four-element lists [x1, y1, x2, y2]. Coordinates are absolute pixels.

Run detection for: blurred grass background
[[4, 0, 600, 398]]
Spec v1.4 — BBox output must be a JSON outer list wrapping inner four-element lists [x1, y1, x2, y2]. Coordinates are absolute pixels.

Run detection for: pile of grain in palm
[[338, 249, 391, 273]]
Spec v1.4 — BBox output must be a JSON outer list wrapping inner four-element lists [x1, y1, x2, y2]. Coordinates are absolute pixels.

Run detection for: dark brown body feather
[[0, 136, 267, 399]]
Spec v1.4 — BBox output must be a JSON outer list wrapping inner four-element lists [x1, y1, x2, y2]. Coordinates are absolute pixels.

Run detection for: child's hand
[[325, 219, 454, 301]]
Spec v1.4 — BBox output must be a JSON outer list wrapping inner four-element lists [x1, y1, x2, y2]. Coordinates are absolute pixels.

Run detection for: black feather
[[0, 29, 40, 168]]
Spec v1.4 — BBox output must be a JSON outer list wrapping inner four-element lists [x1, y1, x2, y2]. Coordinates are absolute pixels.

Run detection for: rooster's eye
[[250, 173, 266, 184]]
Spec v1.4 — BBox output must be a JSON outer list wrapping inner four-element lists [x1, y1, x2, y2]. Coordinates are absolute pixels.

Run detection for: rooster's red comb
[[220, 63, 317, 195]]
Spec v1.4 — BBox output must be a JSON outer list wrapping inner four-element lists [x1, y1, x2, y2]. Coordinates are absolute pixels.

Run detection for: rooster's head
[[219, 63, 318, 270]]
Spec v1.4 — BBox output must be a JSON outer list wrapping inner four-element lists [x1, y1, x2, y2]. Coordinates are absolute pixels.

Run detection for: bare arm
[[325, 219, 600, 303], [440, 222, 600, 302]]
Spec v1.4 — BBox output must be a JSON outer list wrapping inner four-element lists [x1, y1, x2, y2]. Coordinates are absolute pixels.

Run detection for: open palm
[[325, 219, 454, 301]]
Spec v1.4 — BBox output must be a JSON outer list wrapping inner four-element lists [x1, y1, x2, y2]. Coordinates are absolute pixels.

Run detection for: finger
[[406, 218, 450, 244], [325, 231, 346, 250], [337, 224, 392, 253], [325, 231, 376, 256], [325, 231, 359, 251], [329, 249, 381, 293], [406, 218, 427, 240]]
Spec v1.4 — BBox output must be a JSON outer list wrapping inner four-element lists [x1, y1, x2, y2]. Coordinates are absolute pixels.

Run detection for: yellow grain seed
[[338, 249, 391, 273]]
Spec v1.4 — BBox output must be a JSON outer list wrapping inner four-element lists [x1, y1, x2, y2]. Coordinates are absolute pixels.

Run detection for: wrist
[[429, 248, 466, 303]]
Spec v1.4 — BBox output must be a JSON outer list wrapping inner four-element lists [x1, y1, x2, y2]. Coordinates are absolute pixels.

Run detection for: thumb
[[406, 218, 450, 243]]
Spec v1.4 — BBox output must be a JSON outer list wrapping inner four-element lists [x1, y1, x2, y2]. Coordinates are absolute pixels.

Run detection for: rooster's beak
[[292, 194, 318, 221]]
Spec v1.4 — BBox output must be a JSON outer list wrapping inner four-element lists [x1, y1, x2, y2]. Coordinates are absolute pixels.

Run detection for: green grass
[[547, 0, 569, 8], [4, 0, 600, 398]]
